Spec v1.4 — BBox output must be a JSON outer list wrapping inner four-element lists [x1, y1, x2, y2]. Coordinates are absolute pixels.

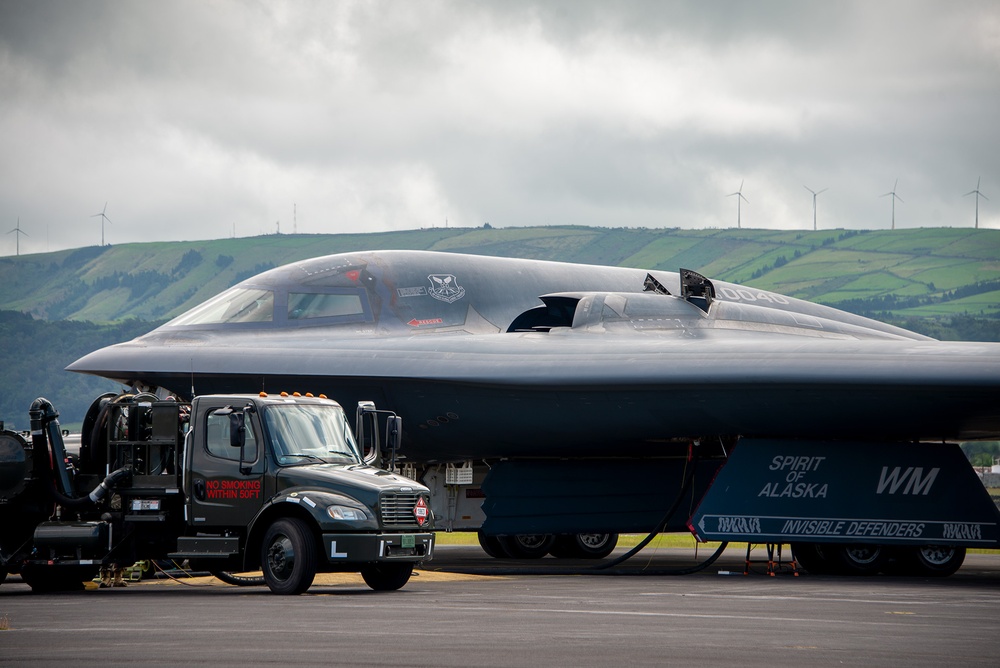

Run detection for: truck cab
[[178, 392, 434, 593]]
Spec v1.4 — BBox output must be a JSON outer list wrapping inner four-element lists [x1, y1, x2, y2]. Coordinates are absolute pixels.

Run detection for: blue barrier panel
[[689, 440, 1000, 547]]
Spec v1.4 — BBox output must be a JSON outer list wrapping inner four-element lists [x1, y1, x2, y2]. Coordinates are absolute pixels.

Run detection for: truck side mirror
[[387, 415, 402, 453], [355, 402, 403, 469], [356, 401, 379, 465], [386, 415, 402, 471], [228, 412, 246, 449], [229, 410, 253, 475]]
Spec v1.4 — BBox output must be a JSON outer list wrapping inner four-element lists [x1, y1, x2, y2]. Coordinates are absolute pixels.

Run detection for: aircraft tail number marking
[[876, 466, 940, 495]]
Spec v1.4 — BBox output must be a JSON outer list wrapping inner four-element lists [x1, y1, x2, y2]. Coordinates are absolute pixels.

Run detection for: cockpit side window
[[288, 292, 365, 320]]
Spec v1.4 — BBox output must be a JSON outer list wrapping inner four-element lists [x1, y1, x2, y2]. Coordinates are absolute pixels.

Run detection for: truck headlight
[[327, 505, 367, 521]]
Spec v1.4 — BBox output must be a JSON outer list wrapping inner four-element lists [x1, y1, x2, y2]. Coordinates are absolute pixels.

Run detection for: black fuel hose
[[46, 466, 132, 508], [594, 445, 703, 571]]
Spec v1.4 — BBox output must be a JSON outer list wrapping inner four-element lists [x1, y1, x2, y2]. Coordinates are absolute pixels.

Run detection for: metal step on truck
[[0, 391, 434, 594]]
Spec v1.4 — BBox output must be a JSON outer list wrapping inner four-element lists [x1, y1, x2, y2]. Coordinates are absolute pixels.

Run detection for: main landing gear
[[478, 532, 618, 559], [792, 542, 966, 577]]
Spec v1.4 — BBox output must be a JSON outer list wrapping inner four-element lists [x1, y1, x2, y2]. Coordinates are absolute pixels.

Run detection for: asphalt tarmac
[[2, 545, 999, 667]]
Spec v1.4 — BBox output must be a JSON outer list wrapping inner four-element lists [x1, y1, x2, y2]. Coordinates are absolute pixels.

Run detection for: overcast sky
[[1, 0, 998, 256]]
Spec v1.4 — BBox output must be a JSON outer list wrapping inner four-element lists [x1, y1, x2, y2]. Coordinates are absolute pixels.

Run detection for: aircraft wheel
[[791, 543, 837, 575], [360, 562, 413, 591], [212, 570, 266, 586], [261, 518, 317, 595], [896, 545, 966, 577], [549, 533, 618, 559], [828, 544, 889, 575], [477, 531, 509, 558], [499, 534, 555, 559]]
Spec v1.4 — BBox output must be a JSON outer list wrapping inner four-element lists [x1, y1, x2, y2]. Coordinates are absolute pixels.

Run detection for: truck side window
[[205, 410, 258, 462]]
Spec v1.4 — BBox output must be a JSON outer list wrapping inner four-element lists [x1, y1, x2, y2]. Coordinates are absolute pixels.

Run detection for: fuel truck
[[0, 391, 434, 594]]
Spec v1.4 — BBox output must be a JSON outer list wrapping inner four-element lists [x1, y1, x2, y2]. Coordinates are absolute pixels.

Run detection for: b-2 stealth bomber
[[69, 250, 1000, 575]]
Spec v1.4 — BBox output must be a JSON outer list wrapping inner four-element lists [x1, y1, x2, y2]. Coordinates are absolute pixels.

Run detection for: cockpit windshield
[[167, 287, 274, 326], [262, 403, 362, 466]]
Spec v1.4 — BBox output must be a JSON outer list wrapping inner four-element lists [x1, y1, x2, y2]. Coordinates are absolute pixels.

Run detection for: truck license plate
[[131, 499, 161, 511], [401, 534, 415, 548]]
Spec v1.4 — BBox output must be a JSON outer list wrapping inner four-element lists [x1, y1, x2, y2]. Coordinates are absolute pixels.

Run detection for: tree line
[[0, 311, 161, 429]]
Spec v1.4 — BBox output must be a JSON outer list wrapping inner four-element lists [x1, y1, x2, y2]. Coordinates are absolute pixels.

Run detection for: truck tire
[[549, 533, 618, 559], [895, 545, 966, 577], [261, 518, 318, 595], [212, 570, 266, 587], [499, 534, 554, 559], [360, 562, 413, 591]]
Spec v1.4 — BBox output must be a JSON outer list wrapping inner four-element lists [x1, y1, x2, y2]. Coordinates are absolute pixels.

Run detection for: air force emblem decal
[[428, 274, 466, 303]]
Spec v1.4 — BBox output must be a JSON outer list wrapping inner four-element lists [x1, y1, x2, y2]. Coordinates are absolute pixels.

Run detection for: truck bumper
[[322, 532, 434, 564]]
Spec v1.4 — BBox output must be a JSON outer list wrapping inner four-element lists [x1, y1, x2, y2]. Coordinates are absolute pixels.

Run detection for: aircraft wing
[[67, 250, 1000, 460]]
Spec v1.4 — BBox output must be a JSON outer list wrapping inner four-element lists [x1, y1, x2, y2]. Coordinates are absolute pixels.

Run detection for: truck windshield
[[262, 404, 363, 466]]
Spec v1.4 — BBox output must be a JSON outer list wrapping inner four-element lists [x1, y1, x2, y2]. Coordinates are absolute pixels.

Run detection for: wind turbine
[[804, 185, 828, 231], [727, 180, 749, 229], [880, 179, 903, 230], [8, 217, 28, 256], [92, 202, 113, 246], [964, 177, 988, 229]]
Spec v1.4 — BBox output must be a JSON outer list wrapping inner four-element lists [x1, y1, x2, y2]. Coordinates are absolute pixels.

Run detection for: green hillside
[[2, 226, 999, 325], [2, 225, 999, 428]]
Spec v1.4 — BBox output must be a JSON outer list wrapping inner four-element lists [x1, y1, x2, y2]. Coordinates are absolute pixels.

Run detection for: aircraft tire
[[477, 531, 509, 558], [499, 534, 555, 559], [791, 543, 837, 575], [549, 533, 618, 559], [360, 562, 413, 591], [261, 518, 317, 595], [827, 544, 889, 575], [895, 545, 966, 577]]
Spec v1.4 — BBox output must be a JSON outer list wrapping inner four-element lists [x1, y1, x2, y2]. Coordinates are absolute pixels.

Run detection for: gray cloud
[[1, 0, 998, 254]]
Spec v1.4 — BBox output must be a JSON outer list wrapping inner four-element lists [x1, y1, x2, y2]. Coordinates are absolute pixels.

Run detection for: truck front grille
[[379, 492, 421, 528]]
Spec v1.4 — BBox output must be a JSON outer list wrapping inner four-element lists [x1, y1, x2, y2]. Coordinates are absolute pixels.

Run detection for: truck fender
[[243, 490, 377, 570]]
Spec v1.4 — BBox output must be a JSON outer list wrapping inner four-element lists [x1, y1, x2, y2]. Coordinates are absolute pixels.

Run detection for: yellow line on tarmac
[[136, 569, 498, 587]]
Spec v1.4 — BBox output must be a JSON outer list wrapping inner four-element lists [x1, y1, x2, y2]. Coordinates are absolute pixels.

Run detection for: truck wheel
[[549, 533, 618, 559], [896, 545, 966, 577], [212, 570, 266, 587], [828, 544, 888, 575], [261, 518, 317, 595], [499, 534, 554, 559], [477, 532, 508, 558], [360, 562, 413, 591]]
